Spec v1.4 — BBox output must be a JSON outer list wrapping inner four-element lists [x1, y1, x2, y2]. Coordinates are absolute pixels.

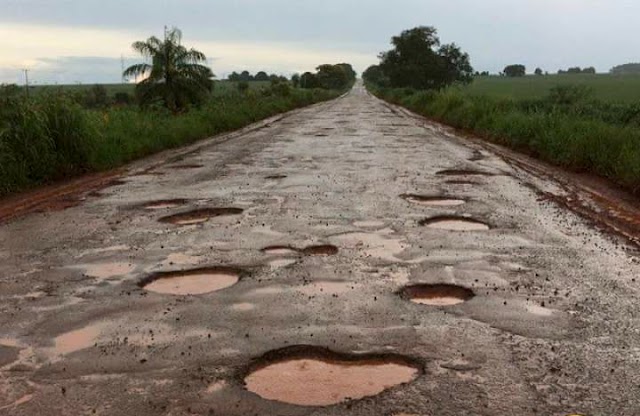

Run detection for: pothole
[[265, 175, 288, 180], [0, 344, 21, 367], [142, 199, 188, 210], [436, 169, 494, 176], [243, 346, 421, 406], [170, 164, 204, 170], [401, 284, 475, 306], [159, 208, 243, 226], [301, 245, 339, 256], [445, 180, 480, 185], [401, 194, 465, 207], [419, 216, 490, 231], [139, 267, 241, 295], [53, 322, 106, 355]]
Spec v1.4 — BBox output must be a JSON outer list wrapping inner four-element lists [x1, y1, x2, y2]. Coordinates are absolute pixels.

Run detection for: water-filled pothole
[[401, 194, 465, 207], [402, 284, 475, 306], [419, 216, 490, 231], [140, 267, 241, 295], [142, 199, 188, 210], [243, 346, 421, 406], [159, 208, 243, 225], [437, 169, 494, 177]]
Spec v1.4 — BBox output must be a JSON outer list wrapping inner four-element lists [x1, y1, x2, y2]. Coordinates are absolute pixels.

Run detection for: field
[[30, 80, 270, 98], [462, 74, 640, 103]]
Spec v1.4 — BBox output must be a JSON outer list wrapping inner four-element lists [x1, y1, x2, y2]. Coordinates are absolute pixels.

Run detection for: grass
[[464, 74, 640, 103], [369, 83, 640, 194], [0, 86, 341, 197]]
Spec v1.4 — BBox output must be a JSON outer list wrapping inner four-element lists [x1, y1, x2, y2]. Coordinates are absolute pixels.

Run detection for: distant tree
[[291, 74, 301, 88], [84, 84, 109, 108], [378, 26, 473, 89], [534, 68, 543, 76], [336, 63, 357, 83], [362, 65, 389, 86], [567, 67, 582, 74], [300, 72, 319, 89], [228, 72, 241, 82], [239, 71, 253, 82], [123, 27, 214, 112], [479, 71, 490, 76], [503, 64, 526, 77], [582, 67, 596, 74], [254, 71, 269, 81], [558, 69, 567, 75], [610, 63, 640, 74], [316, 64, 350, 90]]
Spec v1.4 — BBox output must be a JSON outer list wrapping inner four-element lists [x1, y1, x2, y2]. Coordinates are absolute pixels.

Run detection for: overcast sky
[[1, 0, 639, 84]]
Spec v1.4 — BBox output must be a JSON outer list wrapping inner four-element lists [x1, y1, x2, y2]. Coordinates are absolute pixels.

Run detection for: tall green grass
[[0, 87, 340, 196], [370, 85, 640, 193]]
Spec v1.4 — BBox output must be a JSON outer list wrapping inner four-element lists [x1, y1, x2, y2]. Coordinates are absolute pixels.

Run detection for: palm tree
[[124, 28, 214, 112]]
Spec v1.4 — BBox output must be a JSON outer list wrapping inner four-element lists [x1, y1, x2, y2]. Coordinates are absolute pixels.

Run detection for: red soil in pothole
[[243, 346, 421, 406], [419, 216, 490, 231], [140, 267, 241, 295]]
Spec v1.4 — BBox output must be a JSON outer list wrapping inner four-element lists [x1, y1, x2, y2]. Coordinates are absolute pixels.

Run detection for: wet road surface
[[1, 83, 639, 415]]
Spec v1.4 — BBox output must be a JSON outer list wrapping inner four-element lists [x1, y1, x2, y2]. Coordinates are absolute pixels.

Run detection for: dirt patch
[[301, 245, 339, 256], [159, 208, 243, 226], [419, 216, 490, 231], [243, 346, 421, 406], [141, 199, 189, 210], [139, 267, 241, 295], [401, 284, 475, 306], [437, 169, 495, 177], [401, 194, 466, 207]]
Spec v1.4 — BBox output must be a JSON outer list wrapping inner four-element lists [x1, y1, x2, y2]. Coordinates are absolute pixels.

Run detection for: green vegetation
[[503, 64, 526, 77], [368, 84, 640, 193], [366, 26, 472, 90], [610, 63, 640, 75], [461, 74, 640, 103], [300, 64, 357, 90], [0, 83, 342, 197], [123, 27, 214, 112]]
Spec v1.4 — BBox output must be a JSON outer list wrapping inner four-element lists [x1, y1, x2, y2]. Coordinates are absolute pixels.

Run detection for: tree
[[503, 64, 526, 77], [362, 65, 389, 86], [291, 74, 301, 88], [228, 72, 241, 82], [378, 26, 473, 90], [123, 28, 214, 112], [610, 63, 640, 74], [316, 64, 349, 90], [534, 68, 543, 76], [239, 71, 253, 82], [582, 67, 596, 74], [300, 72, 319, 89], [254, 71, 269, 81], [336, 63, 357, 83], [567, 67, 582, 74]]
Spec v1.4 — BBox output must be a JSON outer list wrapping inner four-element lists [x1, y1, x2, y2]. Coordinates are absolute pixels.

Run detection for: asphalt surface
[[1, 82, 639, 416]]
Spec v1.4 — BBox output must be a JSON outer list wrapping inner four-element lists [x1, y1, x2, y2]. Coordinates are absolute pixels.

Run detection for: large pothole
[[437, 169, 494, 176], [402, 284, 475, 306], [140, 267, 241, 295], [261, 244, 339, 257], [243, 346, 421, 406], [159, 208, 243, 226], [401, 194, 465, 207], [142, 199, 188, 210], [419, 216, 490, 231]]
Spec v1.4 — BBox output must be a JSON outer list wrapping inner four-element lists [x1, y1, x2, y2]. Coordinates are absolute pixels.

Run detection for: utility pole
[[121, 54, 126, 83], [23, 69, 30, 98]]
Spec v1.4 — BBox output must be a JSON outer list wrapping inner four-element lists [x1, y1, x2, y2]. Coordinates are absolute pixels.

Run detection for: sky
[[1, 0, 639, 85]]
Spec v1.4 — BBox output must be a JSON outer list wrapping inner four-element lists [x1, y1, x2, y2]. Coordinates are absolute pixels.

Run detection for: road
[[1, 83, 639, 416]]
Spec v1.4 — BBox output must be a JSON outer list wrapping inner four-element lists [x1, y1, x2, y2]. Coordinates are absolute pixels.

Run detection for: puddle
[[402, 284, 475, 306], [401, 194, 465, 207], [419, 216, 490, 231], [244, 346, 421, 406], [262, 246, 298, 256], [159, 208, 243, 226], [301, 245, 339, 256], [83, 262, 135, 281], [437, 169, 494, 176], [53, 322, 106, 355], [142, 199, 188, 210], [140, 267, 240, 295]]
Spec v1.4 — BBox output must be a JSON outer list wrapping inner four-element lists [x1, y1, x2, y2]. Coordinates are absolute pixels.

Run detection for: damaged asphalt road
[[1, 83, 639, 415]]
